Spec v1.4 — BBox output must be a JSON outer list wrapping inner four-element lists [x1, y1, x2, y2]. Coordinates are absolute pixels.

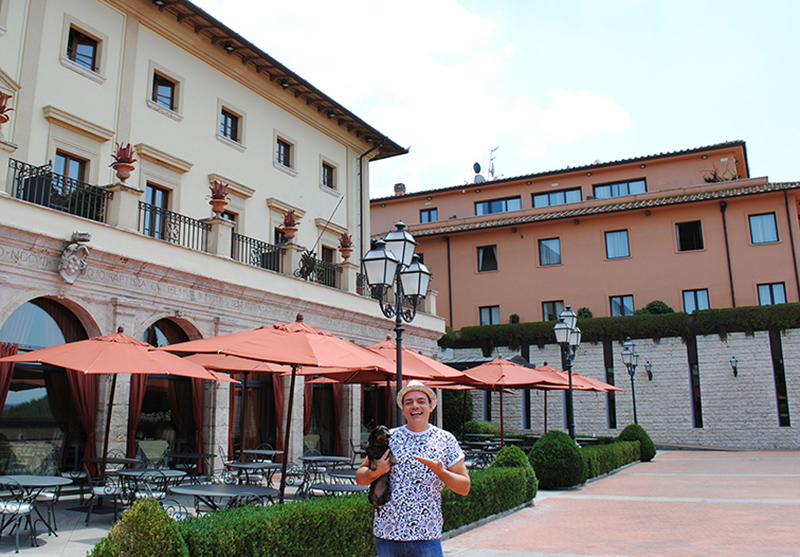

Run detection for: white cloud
[[538, 89, 632, 143]]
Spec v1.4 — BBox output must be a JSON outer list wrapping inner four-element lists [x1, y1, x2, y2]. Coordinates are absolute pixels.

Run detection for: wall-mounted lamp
[[526, 181, 532, 185], [475, 189, 481, 193], [586, 172, 592, 177], [645, 361, 653, 381], [152, 0, 166, 6], [702, 155, 708, 160], [223, 41, 235, 52], [573, 219, 580, 225], [730, 356, 738, 377], [326, 110, 336, 118], [279, 78, 290, 88], [640, 164, 646, 169]]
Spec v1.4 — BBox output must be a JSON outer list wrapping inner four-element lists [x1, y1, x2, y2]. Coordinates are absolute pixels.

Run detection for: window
[[276, 138, 292, 168], [593, 179, 646, 199], [533, 187, 582, 208], [322, 162, 335, 190], [67, 27, 98, 71], [605, 230, 630, 259], [610, 295, 634, 316], [683, 289, 710, 313], [420, 208, 438, 223], [539, 238, 561, 266], [152, 73, 176, 110], [758, 283, 786, 305], [477, 245, 498, 272], [220, 108, 240, 142], [542, 301, 564, 322], [54, 151, 86, 183], [143, 183, 170, 240], [475, 196, 521, 216], [749, 213, 779, 244], [480, 306, 501, 325], [677, 221, 704, 252]]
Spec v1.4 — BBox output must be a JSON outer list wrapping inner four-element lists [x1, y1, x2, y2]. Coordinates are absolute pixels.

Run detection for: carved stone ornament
[[59, 232, 91, 284]]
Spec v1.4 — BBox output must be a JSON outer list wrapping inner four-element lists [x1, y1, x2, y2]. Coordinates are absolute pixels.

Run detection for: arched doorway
[[0, 299, 90, 472]]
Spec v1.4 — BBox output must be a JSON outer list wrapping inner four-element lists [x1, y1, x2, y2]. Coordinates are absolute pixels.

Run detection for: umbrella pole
[[499, 389, 505, 448], [279, 364, 298, 504], [102, 374, 117, 476], [239, 371, 249, 461], [544, 391, 547, 432]]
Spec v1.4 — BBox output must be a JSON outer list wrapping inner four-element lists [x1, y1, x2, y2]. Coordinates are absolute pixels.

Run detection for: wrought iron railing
[[137, 201, 209, 251], [231, 233, 284, 273], [9, 159, 111, 223], [294, 251, 342, 289], [356, 272, 382, 300]]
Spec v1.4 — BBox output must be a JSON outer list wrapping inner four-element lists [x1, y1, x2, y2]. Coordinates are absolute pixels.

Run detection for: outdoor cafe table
[[308, 482, 367, 496], [299, 456, 352, 483], [83, 456, 138, 473], [328, 468, 358, 483], [165, 452, 214, 480], [226, 461, 282, 485], [116, 468, 187, 483], [239, 449, 284, 462], [169, 483, 278, 512], [0, 474, 72, 537]]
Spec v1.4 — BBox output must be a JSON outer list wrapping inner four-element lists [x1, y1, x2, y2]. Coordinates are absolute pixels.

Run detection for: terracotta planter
[[210, 198, 228, 215], [112, 162, 136, 182], [282, 225, 297, 241], [0, 113, 9, 126], [339, 247, 353, 261]]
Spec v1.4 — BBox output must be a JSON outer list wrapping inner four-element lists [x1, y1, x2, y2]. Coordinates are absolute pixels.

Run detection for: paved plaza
[[0, 450, 797, 555]]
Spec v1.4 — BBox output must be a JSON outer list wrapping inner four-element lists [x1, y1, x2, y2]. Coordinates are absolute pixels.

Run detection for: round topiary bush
[[618, 423, 656, 462], [90, 498, 189, 557], [528, 431, 587, 489], [490, 445, 538, 500]]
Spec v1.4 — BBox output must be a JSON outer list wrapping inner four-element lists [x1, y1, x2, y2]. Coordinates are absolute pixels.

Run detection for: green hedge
[[443, 302, 800, 355], [529, 431, 587, 489], [581, 440, 640, 479], [618, 424, 656, 462], [90, 498, 189, 557]]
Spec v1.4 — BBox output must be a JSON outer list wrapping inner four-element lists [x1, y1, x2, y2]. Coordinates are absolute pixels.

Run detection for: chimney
[[394, 183, 406, 196]]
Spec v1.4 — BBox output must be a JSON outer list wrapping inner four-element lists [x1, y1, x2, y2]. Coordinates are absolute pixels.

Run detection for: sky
[[192, 0, 800, 199]]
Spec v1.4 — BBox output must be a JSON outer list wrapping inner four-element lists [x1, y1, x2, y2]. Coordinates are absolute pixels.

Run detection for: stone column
[[282, 243, 306, 278], [202, 216, 234, 257], [0, 139, 18, 194], [339, 261, 360, 293], [104, 182, 144, 231]]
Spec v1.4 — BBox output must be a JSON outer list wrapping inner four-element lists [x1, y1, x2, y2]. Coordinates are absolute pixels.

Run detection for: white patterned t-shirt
[[373, 424, 464, 541]]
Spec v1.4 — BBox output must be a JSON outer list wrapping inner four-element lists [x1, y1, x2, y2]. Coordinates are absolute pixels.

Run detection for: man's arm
[[355, 451, 391, 486], [414, 456, 471, 496]]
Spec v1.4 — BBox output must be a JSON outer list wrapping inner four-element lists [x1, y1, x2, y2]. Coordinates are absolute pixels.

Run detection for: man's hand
[[355, 450, 391, 486], [413, 455, 444, 474], [413, 455, 471, 496]]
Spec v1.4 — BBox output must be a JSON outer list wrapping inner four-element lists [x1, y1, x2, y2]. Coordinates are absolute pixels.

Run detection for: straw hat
[[396, 380, 437, 410]]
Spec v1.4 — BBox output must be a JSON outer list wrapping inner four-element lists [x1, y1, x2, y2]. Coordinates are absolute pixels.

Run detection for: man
[[356, 380, 471, 557]]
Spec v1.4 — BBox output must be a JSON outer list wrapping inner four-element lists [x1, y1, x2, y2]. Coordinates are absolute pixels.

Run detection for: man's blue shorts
[[375, 537, 443, 557]]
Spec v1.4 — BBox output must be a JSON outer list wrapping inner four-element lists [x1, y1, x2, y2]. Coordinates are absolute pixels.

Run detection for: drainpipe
[[358, 140, 383, 257], [784, 191, 800, 300], [720, 201, 736, 307], [444, 236, 453, 327]]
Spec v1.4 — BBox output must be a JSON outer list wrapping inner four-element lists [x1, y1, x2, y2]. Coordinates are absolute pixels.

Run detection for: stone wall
[[453, 330, 800, 450]]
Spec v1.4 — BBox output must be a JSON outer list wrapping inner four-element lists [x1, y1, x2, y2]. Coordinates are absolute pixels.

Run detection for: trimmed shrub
[[443, 467, 531, 532], [528, 431, 587, 489], [582, 441, 640, 479], [464, 420, 501, 437], [489, 445, 538, 501], [618, 424, 656, 462], [89, 498, 189, 557]]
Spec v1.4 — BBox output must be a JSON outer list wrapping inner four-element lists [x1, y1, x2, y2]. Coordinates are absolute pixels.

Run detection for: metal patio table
[[169, 483, 278, 512]]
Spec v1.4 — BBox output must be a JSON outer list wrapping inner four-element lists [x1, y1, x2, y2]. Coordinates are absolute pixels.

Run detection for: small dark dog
[[366, 425, 394, 506]]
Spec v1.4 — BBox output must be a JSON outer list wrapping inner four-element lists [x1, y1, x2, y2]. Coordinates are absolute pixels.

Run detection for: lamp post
[[554, 305, 581, 441], [621, 337, 640, 424], [362, 222, 432, 425]]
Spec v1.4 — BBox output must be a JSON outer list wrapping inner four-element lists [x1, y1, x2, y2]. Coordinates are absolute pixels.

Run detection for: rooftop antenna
[[489, 146, 499, 179]]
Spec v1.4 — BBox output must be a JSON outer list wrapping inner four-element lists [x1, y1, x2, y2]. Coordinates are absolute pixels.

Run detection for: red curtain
[[303, 382, 313, 435], [0, 343, 18, 415], [332, 383, 343, 456], [126, 375, 148, 459], [273, 373, 284, 454], [191, 378, 205, 473], [67, 370, 99, 473]]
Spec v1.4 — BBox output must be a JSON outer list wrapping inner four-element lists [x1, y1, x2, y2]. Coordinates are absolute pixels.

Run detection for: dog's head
[[368, 425, 391, 448]]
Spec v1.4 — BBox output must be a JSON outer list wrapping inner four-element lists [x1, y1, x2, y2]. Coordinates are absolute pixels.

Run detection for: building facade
[[0, 0, 443, 472], [372, 141, 800, 330]]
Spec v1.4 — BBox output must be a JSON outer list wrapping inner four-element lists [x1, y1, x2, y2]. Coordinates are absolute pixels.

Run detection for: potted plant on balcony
[[208, 181, 229, 215], [282, 210, 298, 241], [0, 95, 13, 125], [110, 142, 137, 181], [338, 232, 354, 261]]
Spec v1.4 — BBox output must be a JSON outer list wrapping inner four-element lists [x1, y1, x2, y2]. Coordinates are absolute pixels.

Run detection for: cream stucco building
[[0, 0, 443, 473]]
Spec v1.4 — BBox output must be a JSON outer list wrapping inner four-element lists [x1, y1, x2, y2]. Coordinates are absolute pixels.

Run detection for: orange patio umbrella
[[161, 314, 396, 503], [0, 327, 235, 473], [366, 337, 469, 383], [462, 356, 571, 446]]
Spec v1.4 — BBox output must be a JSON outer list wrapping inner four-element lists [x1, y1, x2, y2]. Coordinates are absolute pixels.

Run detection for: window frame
[[610, 295, 635, 316], [54, 151, 88, 183], [749, 213, 779, 245], [676, 220, 704, 252], [758, 283, 787, 305], [276, 138, 292, 167], [538, 237, 562, 266], [605, 229, 630, 259], [61, 19, 108, 83], [321, 162, 336, 190], [475, 196, 522, 216], [542, 300, 565, 322], [532, 187, 582, 208], [479, 305, 501, 326], [593, 178, 647, 199], [152, 73, 177, 111], [477, 245, 498, 273], [683, 289, 710, 313], [67, 27, 98, 72], [220, 108, 240, 142], [420, 208, 438, 223]]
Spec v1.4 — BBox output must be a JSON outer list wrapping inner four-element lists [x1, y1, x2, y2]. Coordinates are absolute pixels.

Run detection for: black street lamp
[[362, 222, 432, 425], [554, 305, 581, 441], [621, 337, 640, 424]]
